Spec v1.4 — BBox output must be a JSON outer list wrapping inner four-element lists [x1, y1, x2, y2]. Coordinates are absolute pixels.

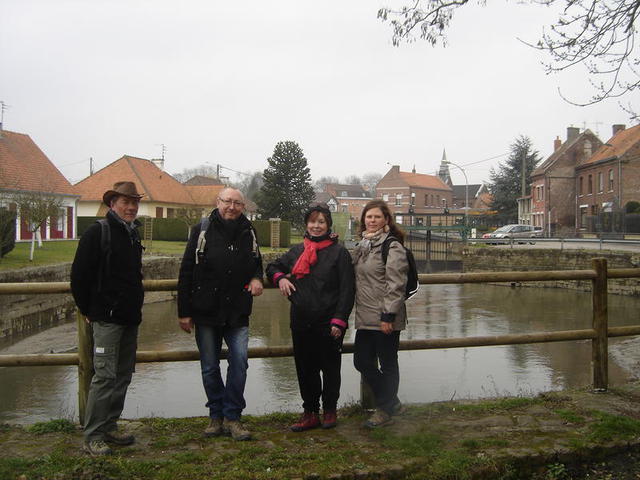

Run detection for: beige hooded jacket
[[353, 231, 409, 331]]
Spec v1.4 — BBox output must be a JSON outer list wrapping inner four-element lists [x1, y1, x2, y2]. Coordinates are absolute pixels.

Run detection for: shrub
[[0, 208, 16, 258], [252, 219, 291, 247]]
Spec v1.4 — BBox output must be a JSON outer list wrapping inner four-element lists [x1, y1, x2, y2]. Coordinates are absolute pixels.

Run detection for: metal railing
[[1, 258, 640, 422]]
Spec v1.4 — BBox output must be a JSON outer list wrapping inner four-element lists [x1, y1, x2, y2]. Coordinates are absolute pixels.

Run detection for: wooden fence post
[[77, 310, 94, 425], [591, 258, 608, 392]]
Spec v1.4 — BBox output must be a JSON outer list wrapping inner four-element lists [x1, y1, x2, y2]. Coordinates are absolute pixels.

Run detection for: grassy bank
[[0, 240, 294, 272], [3, 385, 640, 480]]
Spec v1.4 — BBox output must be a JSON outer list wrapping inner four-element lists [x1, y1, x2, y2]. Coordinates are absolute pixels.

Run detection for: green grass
[[26, 418, 76, 435], [554, 408, 585, 424], [588, 411, 640, 442], [455, 396, 541, 413], [0, 240, 79, 270]]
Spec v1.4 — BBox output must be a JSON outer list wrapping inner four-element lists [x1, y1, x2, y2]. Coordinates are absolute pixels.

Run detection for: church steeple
[[438, 149, 452, 186]]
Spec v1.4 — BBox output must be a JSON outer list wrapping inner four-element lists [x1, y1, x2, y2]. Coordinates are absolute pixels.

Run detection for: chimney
[[554, 136, 562, 151], [151, 158, 165, 171], [412, 164, 416, 174], [390, 165, 400, 174], [612, 124, 626, 136], [567, 127, 580, 142]]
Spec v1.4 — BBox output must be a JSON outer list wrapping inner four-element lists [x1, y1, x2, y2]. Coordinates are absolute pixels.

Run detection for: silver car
[[483, 224, 543, 244]]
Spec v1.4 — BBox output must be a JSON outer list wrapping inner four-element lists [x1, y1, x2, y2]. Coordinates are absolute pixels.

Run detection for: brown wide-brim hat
[[103, 181, 145, 206]]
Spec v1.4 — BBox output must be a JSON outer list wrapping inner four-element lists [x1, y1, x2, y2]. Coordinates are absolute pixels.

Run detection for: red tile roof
[[579, 124, 640, 166], [0, 129, 75, 195], [74, 155, 200, 205], [184, 185, 225, 205], [399, 172, 451, 191]]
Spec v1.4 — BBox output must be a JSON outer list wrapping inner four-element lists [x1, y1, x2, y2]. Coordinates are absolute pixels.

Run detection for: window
[[341, 191, 347, 197], [598, 173, 604, 193], [580, 207, 588, 228], [395, 215, 403, 225], [167, 208, 175, 218], [588, 174, 593, 194], [608, 169, 614, 191], [424, 194, 428, 207], [579, 177, 584, 195], [382, 194, 389, 202], [395, 194, 402, 206], [57, 208, 65, 230]]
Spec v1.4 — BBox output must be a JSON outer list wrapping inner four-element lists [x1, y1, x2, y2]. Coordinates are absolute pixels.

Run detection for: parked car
[[482, 224, 543, 244]]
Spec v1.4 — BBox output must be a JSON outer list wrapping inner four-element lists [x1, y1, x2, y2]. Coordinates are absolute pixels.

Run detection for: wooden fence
[[1, 258, 640, 423]]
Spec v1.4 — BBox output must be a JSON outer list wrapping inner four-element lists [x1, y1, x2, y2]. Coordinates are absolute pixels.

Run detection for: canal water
[[1, 285, 639, 424]]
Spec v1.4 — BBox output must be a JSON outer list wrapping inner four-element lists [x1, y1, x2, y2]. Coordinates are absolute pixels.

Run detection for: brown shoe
[[83, 440, 112, 456], [104, 429, 135, 445], [223, 418, 251, 441], [322, 410, 337, 429], [290, 412, 321, 432], [204, 418, 223, 438], [364, 409, 393, 428]]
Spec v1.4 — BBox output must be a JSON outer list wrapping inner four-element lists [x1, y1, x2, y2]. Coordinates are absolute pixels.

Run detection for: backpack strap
[[381, 235, 400, 264], [195, 217, 210, 264], [97, 219, 111, 292]]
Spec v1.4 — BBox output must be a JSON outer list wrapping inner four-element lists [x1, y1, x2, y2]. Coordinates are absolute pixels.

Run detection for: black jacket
[[266, 238, 355, 331], [177, 210, 263, 327], [70, 210, 144, 325]]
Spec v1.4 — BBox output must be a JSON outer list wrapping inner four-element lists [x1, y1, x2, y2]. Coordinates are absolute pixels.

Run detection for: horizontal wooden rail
[[5, 326, 640, 368], [2, 267, 637, 295]]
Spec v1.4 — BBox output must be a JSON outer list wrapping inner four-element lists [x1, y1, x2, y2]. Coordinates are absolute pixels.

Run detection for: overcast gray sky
[[0, 0, 632, 187]]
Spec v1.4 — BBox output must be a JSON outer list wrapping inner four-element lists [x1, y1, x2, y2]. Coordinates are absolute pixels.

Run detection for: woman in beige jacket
[[353, 200, 409, 428]]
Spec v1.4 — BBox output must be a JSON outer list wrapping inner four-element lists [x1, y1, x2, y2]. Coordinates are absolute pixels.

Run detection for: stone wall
[[463, 247, 640, 295], [0, 256, 182, 341]]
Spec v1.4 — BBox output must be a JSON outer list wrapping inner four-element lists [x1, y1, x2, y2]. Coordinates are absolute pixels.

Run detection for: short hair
[[358, 199, 405, 243], [306, 210, 329, 224]]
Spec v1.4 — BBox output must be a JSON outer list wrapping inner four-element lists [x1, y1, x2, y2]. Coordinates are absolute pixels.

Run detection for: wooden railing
[[1, 258, 640, 422]]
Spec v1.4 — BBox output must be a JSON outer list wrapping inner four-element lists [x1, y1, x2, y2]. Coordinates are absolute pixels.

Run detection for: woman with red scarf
[[266, 203, 355, 431]]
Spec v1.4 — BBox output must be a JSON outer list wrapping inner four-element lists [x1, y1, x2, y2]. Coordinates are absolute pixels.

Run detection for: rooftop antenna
[[90, 157, 94, 175], [160, 143, 166, 160]]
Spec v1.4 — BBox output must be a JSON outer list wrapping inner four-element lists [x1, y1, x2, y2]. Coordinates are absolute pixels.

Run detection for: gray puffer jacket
[[353, 231, 408, 331]]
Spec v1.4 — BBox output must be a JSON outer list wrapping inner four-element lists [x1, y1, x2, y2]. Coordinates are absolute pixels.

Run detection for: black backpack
[[381, 236, 419, 300]]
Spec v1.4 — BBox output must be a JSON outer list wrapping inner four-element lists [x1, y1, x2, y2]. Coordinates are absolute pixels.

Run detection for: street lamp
[[443, 160, 468, 225]]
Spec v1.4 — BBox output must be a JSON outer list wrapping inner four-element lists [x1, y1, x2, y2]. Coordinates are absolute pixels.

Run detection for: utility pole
[[0, 101, 8, 131], [89, 157, 94, 176], [521, 151, 526, 197]]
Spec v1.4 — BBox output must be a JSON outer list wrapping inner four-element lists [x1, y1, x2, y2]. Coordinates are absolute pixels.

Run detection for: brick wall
[[463, 248, 640, 295], [0, 257, 182, 341]]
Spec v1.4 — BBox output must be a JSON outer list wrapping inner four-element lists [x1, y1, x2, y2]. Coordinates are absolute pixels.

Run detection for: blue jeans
[[195, 324, 249, 421]]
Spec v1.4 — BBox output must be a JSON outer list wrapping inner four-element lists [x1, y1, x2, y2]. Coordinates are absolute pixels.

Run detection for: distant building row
[[520, 123, 640, 235]]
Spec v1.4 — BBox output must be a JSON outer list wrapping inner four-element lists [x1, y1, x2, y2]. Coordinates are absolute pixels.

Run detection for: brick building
[[0, 129, 79, 241], [376, 165, 452, 225], [530, 126, 603, 235], [322, 183, 372, 218], [575, 123, 640, 232]]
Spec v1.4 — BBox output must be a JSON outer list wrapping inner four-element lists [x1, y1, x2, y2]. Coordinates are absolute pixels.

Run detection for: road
[[471, 238, 640, 253]]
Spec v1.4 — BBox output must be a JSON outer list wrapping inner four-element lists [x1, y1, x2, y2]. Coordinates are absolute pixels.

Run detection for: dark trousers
[[353, 329, 400, 415], [291, 328, 343, 413]]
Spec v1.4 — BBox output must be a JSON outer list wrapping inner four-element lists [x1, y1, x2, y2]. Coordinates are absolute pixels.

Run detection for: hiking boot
[[104, 429, 135, 445], [290, 412, 321, 432], [364, 409, 393, 428], [204, 417, 223, 437], [223, 418, 251, 441], [391, 401, 407, 416], [322, 410, 337, 429], [83, 439, 112, 456]]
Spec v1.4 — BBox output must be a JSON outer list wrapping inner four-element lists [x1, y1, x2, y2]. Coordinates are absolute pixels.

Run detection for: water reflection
[[1, 285, 638, 424]]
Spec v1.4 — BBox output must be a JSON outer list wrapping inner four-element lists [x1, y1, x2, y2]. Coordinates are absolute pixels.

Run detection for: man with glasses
[[177, 188, 263, 440]]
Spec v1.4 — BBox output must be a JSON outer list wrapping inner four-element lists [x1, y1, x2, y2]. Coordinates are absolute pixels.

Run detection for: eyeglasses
[[218, 198, 245, 208]]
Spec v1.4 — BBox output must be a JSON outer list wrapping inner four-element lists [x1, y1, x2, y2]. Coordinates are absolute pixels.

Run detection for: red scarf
[[291, 237, 334, 279]]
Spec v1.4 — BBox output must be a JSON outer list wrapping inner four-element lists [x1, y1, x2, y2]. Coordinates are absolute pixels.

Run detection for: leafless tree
[[378, 0, 640, 119], [13, 190, 64, 261]]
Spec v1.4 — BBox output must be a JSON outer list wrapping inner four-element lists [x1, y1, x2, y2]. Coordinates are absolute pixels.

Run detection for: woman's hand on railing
[[178, 317, 194, 334], [278, 278, 296, 297], [248, 278, 264, 297]]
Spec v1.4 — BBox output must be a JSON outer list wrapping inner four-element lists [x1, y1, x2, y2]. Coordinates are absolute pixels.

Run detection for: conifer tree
[[489, 136, 540, 223], [256, 141, 315, 228]]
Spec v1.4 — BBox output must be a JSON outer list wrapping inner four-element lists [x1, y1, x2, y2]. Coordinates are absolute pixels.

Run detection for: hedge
[[77, 216, 292, 246]]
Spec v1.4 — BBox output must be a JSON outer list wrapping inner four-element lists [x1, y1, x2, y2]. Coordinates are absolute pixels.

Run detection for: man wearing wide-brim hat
[[71, 181, 145, 456]]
